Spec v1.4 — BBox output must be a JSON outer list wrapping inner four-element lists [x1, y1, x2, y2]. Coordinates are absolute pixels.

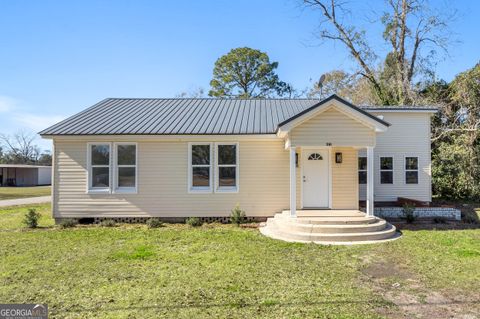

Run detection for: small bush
[[402, 203, 416, 223], [185, 217, 203, 227], [100, 219, 117, 227], [23, 208, 40, 228], [146, 218, 163, 228], [59, 218, 78, 228], [230, 204, 246, 226]]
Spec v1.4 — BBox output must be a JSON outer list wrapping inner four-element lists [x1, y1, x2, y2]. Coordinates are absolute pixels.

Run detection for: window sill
[[87, 188, 111, 194], [114, 188, 137, 194], [188, 187, 212, 194], [215, 187, 239, 193]]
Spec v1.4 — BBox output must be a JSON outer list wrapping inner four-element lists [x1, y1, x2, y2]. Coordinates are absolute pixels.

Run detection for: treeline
[[0, 131, 52, 166]]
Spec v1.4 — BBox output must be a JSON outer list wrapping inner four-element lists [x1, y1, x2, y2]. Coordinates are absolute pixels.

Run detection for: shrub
[[402, 203, 416, 223], [230, 204, 246, 226], [23, 208, 40, 228], [185, 217, 203, 227], [146, 218, 163, 228], [59, 218, 78, 228], [100, 219, 117, 227]]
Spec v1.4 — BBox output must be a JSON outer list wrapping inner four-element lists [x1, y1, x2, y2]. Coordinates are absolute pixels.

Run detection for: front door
[[302, 149, 329, 208]]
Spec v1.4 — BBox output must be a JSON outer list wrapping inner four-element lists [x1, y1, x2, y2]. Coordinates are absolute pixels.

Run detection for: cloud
[[14, 113, 66, 132], [0, 96, 18, 113]]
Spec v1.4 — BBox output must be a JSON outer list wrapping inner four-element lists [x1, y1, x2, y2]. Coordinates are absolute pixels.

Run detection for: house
[[0, 164, 52, 187], [40, 95, 438, 243]]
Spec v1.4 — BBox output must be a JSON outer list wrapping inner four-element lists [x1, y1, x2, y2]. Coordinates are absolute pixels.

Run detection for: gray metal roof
[[39, 95, 431, 136]]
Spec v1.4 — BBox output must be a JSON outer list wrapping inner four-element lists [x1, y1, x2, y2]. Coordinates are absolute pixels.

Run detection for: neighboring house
[[40, 95, 436, 222], [0, 164, 52, 187]]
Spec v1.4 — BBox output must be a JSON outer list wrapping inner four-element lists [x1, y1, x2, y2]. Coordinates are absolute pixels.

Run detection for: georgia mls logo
[[0, 304, 48, 319]]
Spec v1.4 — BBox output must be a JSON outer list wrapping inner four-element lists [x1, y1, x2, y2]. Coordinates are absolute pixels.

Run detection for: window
[[405, 157, 418, 184], [380, 157, 393, 184], [189, 143, 212, 192], [308, 153, 323, 160], [358, 157, 367, 184], [116, 143, 137, 191], [89, 144, 110, 191], [216, 143, 238, 192]]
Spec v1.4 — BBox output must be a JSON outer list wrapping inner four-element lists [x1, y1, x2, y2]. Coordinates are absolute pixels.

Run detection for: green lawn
[[0, 186, 51, 200], [0, 204, 479, 318]]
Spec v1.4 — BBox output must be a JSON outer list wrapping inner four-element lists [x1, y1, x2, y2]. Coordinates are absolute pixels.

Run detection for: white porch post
[[366, 146, 374, 216], [289, 147, 296, 217]]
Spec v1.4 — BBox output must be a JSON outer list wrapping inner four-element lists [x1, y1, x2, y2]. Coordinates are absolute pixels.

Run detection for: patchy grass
[[0, 186, 51, 200], [0, 205, 479, 318]]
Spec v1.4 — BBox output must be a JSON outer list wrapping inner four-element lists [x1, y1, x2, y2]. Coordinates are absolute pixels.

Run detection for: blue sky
[[0, 0, 479, 150]]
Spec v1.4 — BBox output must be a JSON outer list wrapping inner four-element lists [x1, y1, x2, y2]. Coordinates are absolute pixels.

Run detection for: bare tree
[[303, 0, 453, 105], [0, 131, 41, 164]]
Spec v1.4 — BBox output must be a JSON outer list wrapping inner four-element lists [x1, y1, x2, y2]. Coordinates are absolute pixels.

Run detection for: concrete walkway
[[0, 196, 51, 207]]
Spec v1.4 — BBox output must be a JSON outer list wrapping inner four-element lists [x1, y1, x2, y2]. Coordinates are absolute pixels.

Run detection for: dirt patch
[[362, 259, 480, 319]]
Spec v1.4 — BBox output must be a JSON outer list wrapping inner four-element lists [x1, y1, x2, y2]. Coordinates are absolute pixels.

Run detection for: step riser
[[276, 215, 377, 225], [272, 220, 387, 234], [265, 225, 397, 242]]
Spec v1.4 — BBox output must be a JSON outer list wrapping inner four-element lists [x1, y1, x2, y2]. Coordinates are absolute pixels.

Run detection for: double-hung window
[[405, 157, 419, 184], [189, 143, 212, 192], [116, 143, 137, 192], [89, 144, 111, 192], [358, 157, 367, 184], [216, 143, 238, 192], [380, 157, 393, 184]]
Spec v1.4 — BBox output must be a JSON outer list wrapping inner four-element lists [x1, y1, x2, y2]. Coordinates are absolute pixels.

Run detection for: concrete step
[[261, 222, 398, 243], [275, 214, 378, 225], [270, 217, 388, 234]]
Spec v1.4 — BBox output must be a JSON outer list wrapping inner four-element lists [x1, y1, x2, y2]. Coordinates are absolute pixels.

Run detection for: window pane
[[118, 145, 136, 165], [358, 157, 367, 170], [192, 145, 210, 165], [118, 167, 136, 187], [358, 171, 367, 184], [192, 167, 210, 187], [406, 171, 418, 184], [219, 167, 236, 187], [218, 145, 236, 165], [91, 145, 110, 165], [92, 167, 109, 188], [381, 171, 393, 184], [380, 157, 393, 170], [405, 157, 418, 170]]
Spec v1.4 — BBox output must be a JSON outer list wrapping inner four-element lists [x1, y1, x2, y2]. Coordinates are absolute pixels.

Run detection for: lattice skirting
[[55, 216, 266, 225]]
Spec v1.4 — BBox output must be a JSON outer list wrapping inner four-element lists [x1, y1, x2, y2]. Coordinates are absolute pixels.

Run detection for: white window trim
[[358, 156, 367, 185], [404, 156, 419, 185], [188, 142, 213, 193], [215, 142, 239, 193], [87, 142, 112, 194], [379, 155, 394, 185], [113, 142, 138, 194]]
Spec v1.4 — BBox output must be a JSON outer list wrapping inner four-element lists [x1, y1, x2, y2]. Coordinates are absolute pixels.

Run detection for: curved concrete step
[[275, 214, 378, 225], [270, 217, 388, 233], [261, 222, 398, 243]]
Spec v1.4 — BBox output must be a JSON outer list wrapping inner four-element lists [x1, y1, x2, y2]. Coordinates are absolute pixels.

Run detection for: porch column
[[289, 147, 296, 217], [366, 146, 374, 216]]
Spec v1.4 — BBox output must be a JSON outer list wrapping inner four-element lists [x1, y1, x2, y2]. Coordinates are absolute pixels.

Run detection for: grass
[[0, 186, 51, 200], [0, 204, 479, 318]]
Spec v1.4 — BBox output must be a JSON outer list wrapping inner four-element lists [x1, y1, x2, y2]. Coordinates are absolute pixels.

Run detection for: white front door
[[302, 149, 329, 208]]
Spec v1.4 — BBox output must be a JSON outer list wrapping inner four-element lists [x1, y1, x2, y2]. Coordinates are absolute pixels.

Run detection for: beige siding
[[331, 148, 358, 209], [290, 107, 375, 147], [54, 139, 290, 218], [359, 112, 432, 202]]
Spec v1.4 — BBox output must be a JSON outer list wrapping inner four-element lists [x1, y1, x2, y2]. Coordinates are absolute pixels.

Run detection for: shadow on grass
[[53, 298, 480, 315]]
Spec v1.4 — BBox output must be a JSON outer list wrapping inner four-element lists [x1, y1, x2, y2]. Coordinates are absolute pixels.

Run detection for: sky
[[0, 0, 479, 151]]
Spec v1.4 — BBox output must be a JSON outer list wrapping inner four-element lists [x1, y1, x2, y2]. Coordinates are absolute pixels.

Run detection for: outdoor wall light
[[335, 152, 343, 164]]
